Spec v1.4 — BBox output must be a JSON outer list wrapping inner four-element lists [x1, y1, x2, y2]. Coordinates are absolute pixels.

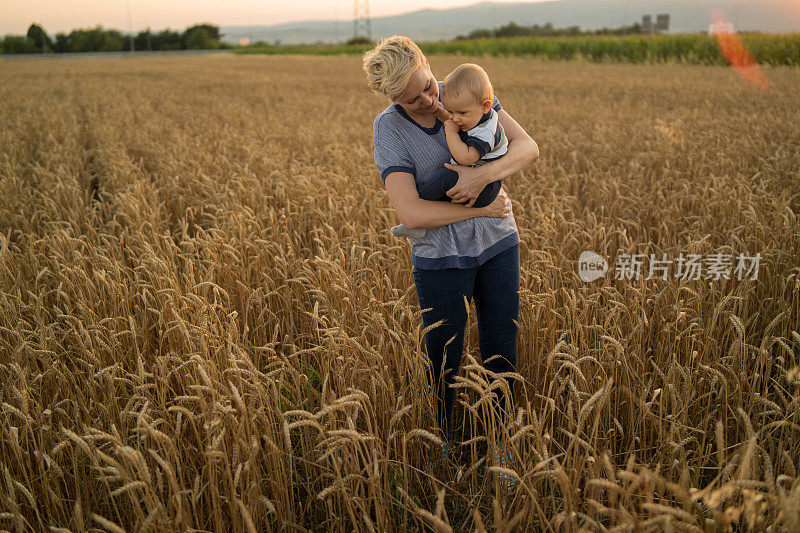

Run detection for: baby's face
[[443, 94, 491, 132]]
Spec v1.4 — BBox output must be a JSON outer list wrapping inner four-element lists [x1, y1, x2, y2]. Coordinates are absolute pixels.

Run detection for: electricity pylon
[[353, 0, 372, 41]]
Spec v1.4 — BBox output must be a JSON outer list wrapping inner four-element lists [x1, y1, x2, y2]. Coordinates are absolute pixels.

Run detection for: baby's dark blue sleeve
[[458, 131, 492, 157]]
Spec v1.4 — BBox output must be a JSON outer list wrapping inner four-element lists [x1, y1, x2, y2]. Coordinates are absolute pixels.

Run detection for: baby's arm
[[433, 103, 482, 166], [444, 121, 482, 166]]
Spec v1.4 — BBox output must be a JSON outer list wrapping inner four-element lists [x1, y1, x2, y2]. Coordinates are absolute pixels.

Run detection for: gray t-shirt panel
[[372, 81, 519, 269]]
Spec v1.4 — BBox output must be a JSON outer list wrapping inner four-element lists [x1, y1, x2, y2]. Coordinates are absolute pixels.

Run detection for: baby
[[391, 63, 508, 240]]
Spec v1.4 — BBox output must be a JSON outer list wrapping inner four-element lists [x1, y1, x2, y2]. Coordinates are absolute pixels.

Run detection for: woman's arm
[[384, 171, 509, 229], [444, 108, 539, 206]]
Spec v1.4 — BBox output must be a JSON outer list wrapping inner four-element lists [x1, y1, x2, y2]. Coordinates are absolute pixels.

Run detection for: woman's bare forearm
[[405, 197, 486, 229], [475, 136, 539, 185]]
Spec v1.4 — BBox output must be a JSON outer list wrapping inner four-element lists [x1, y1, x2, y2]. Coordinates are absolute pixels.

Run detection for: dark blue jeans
[[417, 166, 502, 208], [412, 243, 520, 442]]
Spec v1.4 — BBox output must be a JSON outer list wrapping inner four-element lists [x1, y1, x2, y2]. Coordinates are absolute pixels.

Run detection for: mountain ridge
[[221, 0, 800, 45]]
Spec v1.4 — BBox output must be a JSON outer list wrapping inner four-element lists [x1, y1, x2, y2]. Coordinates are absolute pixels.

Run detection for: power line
[[126, 0, 135, 52], [335, 0, 339, 43]]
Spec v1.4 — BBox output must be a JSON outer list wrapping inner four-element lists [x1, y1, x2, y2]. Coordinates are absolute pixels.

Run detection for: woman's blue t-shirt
[[372, 81, 519, 269]]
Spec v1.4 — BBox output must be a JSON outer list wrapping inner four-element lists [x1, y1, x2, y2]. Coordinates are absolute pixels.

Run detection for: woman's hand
[[444, 163, 491, 207], [480, 188, 511, 218]]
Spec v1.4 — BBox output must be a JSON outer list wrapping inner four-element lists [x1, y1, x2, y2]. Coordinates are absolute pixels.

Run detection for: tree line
[[455, 21, 643, 40], [1, 23, 232, 54]]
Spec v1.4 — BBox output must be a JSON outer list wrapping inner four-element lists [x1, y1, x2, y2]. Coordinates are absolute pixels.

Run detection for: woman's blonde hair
[[362, 35, 427, 102]]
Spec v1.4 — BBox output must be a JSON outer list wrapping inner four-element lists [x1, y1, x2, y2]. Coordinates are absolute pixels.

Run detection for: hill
[[221, 0, 800, 45]]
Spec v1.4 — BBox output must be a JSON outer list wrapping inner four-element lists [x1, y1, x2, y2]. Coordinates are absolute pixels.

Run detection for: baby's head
[[441, 63, 494, 132]]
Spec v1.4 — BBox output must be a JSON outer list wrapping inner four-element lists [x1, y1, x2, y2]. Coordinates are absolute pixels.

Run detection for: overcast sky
[[1, 0, 551, 35]]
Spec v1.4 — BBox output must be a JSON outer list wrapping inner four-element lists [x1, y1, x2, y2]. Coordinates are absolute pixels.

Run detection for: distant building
[[641, 13, 670, 34], [655, 14, 670, 33], [642, 15, 652, 33]]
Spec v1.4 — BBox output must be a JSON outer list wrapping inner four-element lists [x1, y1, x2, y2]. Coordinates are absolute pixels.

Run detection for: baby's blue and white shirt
[[454, 108, 508, 167]]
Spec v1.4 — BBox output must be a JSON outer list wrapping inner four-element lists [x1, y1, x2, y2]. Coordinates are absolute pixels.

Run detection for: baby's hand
[[444, 119, 460, 134], [433, 102, 451, 123]]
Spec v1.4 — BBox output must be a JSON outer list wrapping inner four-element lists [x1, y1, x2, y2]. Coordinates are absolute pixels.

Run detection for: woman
[[362, 36, 539, 470]]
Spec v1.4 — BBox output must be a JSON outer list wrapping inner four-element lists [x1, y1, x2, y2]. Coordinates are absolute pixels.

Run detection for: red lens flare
[[709, 9, 769, 90]]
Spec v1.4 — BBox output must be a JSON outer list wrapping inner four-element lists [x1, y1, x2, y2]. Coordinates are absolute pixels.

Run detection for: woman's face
[[394, 63, 439, 117]]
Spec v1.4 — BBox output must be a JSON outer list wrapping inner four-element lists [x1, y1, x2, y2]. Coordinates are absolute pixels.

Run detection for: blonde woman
[[363, 36, 539, 477]]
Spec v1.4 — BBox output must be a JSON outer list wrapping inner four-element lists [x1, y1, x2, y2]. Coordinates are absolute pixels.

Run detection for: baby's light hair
[[362, 35, 427, 102], [442, 63, 494, 106]]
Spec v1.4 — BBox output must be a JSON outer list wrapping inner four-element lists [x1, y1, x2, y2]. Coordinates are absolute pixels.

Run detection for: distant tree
[[621, 22, 642, 34], [65, 28, 90, 52], [53, 32, 69, 53], [26, 23, 53, 52], [346, 36, 373, 45], [101, 29, 124, 51], [67, 25, 125, 52], [495, 22, 532, 38], [134, 28, 153, 51], [2, 20, 271, 54], [154, 29, 182, 50], [199, 24, 221, 40], [119, 30, 135, 51], [592, 22, 641, 35], [452, 19, 643, 41], [465, 28, 492, 39], [182, 24, 221, 49], [185, 27, 213, 49], [1, 35, 38, 54]]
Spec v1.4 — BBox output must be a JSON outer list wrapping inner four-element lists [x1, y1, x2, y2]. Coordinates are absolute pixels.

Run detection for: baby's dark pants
[[417, 166, 502, 208]]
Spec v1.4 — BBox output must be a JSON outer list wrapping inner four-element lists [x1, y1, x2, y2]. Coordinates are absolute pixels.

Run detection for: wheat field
[[1, 53, 799, 531]]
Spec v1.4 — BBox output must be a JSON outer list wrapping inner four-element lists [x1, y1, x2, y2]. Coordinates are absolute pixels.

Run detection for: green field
[[236, 32, 800, 65]]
